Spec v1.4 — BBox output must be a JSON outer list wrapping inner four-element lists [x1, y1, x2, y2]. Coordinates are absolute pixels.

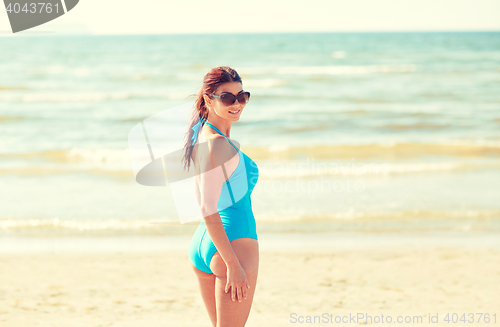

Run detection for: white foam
[[256, 160, 495, 178], [0, 91, 190, 102], [331, 51, 347, 58], [243, 78, 286, 88], [0, 217, 179, 231], [66, 147, 136, 171], [239, 65, 417, 76]]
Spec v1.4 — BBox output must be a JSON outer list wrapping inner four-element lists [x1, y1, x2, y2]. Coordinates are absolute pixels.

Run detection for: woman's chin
[[227, 114, 241, 121]]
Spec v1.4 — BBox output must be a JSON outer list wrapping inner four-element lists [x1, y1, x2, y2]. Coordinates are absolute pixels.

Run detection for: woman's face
[[204, 82, 245, 122]]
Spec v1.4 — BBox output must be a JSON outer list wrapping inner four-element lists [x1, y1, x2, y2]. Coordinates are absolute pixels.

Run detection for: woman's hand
[[225, 262, 250, 302]]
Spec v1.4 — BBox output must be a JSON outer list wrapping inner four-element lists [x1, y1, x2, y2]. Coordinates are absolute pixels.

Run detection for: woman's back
[[191, 120, 259, 214]]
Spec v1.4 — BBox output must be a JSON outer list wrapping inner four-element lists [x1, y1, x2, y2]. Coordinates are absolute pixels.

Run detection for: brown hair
[[181, 66, 242, 172]]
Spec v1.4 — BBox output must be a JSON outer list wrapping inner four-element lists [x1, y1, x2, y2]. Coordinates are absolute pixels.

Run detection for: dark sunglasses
[[211, 91, 250, 106]]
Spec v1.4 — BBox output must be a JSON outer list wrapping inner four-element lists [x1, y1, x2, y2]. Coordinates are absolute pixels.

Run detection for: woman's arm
[[194, 176, 201, 208], [201, 211, 240, 267], [198, 135, 240, 268], [198, 134, 249, 301]]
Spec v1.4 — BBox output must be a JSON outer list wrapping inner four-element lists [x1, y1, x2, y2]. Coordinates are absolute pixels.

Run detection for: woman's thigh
[[210, 238, 259, 327], [210, 238, 259, 278]]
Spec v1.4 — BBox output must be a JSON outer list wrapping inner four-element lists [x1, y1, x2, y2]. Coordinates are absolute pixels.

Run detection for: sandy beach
[[3, 23, 500, 327], [1, 245, 499, 327], [3, 30, 500, 327]]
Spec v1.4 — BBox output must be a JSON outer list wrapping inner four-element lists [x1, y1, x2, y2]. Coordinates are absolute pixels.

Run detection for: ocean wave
[[0, 148, 135, 173], [257, 161, 500, 178], [331, 51, 347, 58], [0, 91, 190, 103], [239, 64, 417, 76], [32, 66, 91, 76], [1, 209, 498, 234], [243, 78, 287, 88], [255, 209, 500, 223], [0, 85, 28, 91], [244, 141, 500, 161], [1, 142, 499, 176], [0, 161, 495, 177], [0, 167, 133, 178], [0, 115, 24, 122], [0, 148, 130, 162], [66, 148, 131, 165], [375, 123, 452, 130], [0, 217, 187, 235], [0, 92, 132, 103]]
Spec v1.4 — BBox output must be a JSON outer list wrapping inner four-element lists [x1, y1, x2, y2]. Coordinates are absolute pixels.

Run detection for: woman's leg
[[210, 238, 259, 327], [191, 264, 217, 327]]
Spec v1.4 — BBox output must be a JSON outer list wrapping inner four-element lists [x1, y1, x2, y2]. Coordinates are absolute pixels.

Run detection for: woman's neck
[[206, 115, 231, 137]]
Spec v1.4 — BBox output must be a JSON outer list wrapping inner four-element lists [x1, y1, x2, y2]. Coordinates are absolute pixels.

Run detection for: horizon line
[[2, 28, 500, 37]]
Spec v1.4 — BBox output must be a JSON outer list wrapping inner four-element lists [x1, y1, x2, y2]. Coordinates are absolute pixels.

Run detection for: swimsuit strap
[[204, 120, 238, 205], [204, 121, 240, 152]]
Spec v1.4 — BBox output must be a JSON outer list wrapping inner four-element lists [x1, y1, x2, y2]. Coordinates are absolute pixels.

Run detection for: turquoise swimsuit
[[188, 121, 259, 274]]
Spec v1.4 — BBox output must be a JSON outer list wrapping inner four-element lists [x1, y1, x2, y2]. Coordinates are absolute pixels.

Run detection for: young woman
[[182, 66, 260, 327]]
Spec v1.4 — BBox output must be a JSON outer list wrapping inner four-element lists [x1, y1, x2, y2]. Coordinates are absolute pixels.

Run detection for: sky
[[1, 0, 500, 35]]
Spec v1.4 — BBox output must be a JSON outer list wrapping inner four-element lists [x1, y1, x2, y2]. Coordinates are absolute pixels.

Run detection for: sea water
[[1, 32, 499, 248]]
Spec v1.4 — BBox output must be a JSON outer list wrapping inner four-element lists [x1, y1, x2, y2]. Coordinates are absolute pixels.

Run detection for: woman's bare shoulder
[[197, 134, 237, 172]]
